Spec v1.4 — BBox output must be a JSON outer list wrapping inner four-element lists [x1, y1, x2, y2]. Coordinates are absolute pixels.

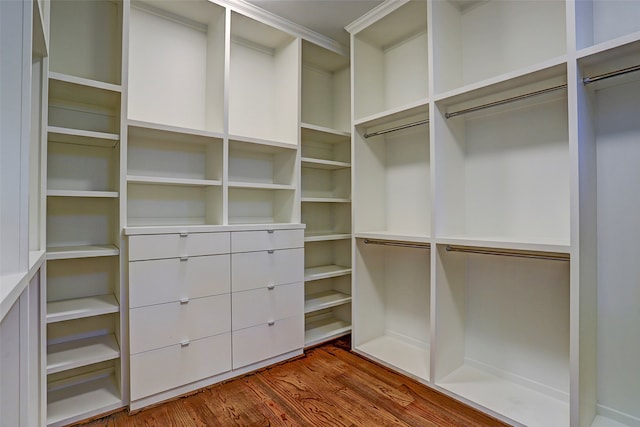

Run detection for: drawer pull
[[267, 230, 275, 234], [267, 250, 275, 254], [180, 298, 190, 304], [180, 340, 190, 347], [267, 285, 275, 290], [268, 321, 275, 326], [180, 256, 189, 261], [180, 232, 188, 237]]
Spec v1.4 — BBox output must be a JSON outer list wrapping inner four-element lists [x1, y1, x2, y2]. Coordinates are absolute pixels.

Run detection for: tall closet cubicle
[[348, 1, 640, 427]]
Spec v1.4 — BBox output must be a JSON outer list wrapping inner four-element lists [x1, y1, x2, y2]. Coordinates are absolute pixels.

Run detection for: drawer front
[[129, 254, 230, 308], [130, 294, 230, 354], [129, 232, 230, 261], [232, 282, 303, 331], [231, 248, 303, 292], [231, 229, 303, 253], [130, 333, 231, 400], [232, 315, 303, 369]]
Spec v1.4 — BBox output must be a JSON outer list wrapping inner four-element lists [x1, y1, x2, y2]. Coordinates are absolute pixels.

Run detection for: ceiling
[[244, 0, 385, 47]]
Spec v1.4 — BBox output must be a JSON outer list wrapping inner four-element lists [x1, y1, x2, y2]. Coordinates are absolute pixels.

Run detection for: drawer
[[129, 254, 230, 308], [232, 315, 303, 369], [129, 232, 230, 261], [130, 294, 230, 354], [231, 229, 303, 253], [130, 333, 231, 400], [232, 248, 303, 292], [232, 282, 303, 331]]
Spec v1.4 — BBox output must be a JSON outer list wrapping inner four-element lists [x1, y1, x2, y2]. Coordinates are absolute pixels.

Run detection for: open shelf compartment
[[302, 202, 351, 242], [229, 138, 297, 188], [576, 0, 640, 51]]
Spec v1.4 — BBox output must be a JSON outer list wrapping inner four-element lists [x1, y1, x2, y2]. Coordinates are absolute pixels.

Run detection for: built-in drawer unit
[[231, 248, 304, 292], [231, 229, 304, 253], [129, 254, 230, 308], [129, 232, 230, 261], [232, 282, 303, 331], [130, 294, 231, 354], [130, 333, 231, 400], [232, 315, 303, 369]]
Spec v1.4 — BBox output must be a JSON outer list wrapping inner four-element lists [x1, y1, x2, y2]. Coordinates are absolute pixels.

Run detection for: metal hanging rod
[[363, 119, 429, 139], [445, 245, 569, 262], [445, 84, 567, 119], [583, 63, 640, 85], [363, 239, 430, 250]]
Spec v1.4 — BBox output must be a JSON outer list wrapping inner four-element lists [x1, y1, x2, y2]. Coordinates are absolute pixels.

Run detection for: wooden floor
[[79, 337, 508, 427]]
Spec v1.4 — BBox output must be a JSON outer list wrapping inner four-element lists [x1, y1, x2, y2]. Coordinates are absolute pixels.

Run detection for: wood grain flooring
[[77, 337, 509, 427]]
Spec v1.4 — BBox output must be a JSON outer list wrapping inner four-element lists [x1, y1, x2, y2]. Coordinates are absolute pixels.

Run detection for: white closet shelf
[[435, 236, 570, 255], [127, 175, 222, 187], [300, 122, 350, 138], [47, 334, 120, 375], [304, 265, 352, 282], [47, 369, 122, 427], [301, 197, 350, 203], [128, 119, 225, 142], [354, 99, 429, 128], [228, 182, 295, 191], [355, 231, 430, 244], [301, 157, 351, 170], [47, 294, 119, 324], [304, 231, 351, 242], [48, 126, 120, 148], [49, 71, 122, 93], [590, 415, 630, 427], [228, 134, 298, 151], [437, 364, 569, 427], [356, 335, 430, 382], [47, 190, 119, 198], [305, 315, 351, 348], [305, 290, 351, 314], [47, 245, 120, 260]]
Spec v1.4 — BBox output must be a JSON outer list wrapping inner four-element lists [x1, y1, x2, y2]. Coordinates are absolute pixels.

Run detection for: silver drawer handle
[[180, 340, 190, 347], [267, 230, 275, 234], [267, 250, 275, 254], [180, 298, 190, 304], [267, 321, 275, 326], [180, 256, 189, 261], [180, 232, 188, 237], [267, 285, 275, 291]]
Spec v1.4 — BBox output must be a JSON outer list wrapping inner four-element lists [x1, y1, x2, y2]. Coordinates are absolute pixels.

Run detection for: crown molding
[[345, 0, 411, 36]]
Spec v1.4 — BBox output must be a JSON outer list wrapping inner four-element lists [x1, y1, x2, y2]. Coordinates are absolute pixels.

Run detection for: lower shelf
[[47, 334, 120, 375], [437, 364, 569, 427], [356, 334, 429, 382], [304, 291, 351, 313], [304, 316, 351, 348], [591, 415, 631, 427], [47, 369, 122, 427]]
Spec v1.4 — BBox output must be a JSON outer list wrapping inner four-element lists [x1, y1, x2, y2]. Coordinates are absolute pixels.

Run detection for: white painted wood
[[232, 282, 303, 330], [228, 188, 296, 224], [231, 248, 304, 292], [301, 202, 351, 238], [47, 197, 118, 248], [47, 295, 119, 323], [301, 166, 350, 200], [129, 255, 230, 308], [356, 334, 429, 382], [229, 139, 297, 186], [301, 158, 350, 170], [304, 290, 351, 314], [304, 265, 352, 282], [129, 333, 231, 401], [231, 229, 303, 252], [304, 305, 351, 348], [47, 127, 119, 148], [1, 299, 21, 427], [304, 232, 351, 242], [46, 245, 120, 261], [47, 334, 120, 375], [574, 0, 640, 50], [130, 294, 230, 354], [126, 176, 221, 187], [47, 190, 119, 198], [128, 232, 230, 261], [232, 314, 303, 369]]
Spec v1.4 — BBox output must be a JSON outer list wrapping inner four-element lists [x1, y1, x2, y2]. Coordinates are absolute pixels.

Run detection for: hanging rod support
[[363, 119, 429, 139], [363, 239, 430, 250], [445, 84, 567, 119], [583, 63, 640, 85], [445, 245, 569, 262]]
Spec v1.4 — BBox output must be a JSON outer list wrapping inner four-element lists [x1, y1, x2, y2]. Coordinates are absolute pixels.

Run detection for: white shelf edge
[[576, 30, 640, 61], [47, 294, 120, 324], [304, 265, 352, 282], [304, 316, 351, 348], [48, 126, 120, 147], [228, 134, 298, 151], [123, 223, 305, 235], [355, 334, 430, 383], [304, 232, 351, 242], [354, 98, 430, 127], [127, 175, 222, 187], [301, 197, 351, 203], [300, 122, 350, 137], [47, 245, 120, 261], [47, 334, 120, 375], [305, 290, 352, 313], [228, 181, 295, 190], [435, 236, 570, 255], [47, 190, 119, 198], [127, 119, 225, 140], [355, 231, 431, 244], [301, 157, 351, 169], [48, 71, 122, 93]]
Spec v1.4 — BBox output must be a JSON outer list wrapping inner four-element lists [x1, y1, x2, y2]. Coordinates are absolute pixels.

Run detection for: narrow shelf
[[300, 122, 350, 138], [437, 364, 569, 427], [49, 71, 122, 93], [128, 119, 225, 141], [354, 99, 429, 128], [305, 291, 352, 314], [355, 231, 431, 244], [305, 316, 351, 348], [302, 197, 351, 203], [228, 134, 298, 151], [435, 236, 570, 255], [228, 182, 295, 191], [48, 126, 120, 148], [304, 232, 351, 242], [47, 334, 120, 375], [304, 265, 352, 282], [47, 245, 119, 261], [356, 335, 430, 382], [47, 190, 119, 198], [47, 295, 119, 324], [127, 175, 222, 187], [590, 416, 630, 427], [301, 157, 351, 170], [47, 370, 121, 427]]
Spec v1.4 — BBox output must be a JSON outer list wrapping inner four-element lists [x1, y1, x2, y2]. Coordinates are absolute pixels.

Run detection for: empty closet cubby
[[127, 1, 225, 133], [434, 245, 570, 427], [305, 304, 352, 348], [301, 41, 350, 132], [431, 0, 566, 94], [352, 0, 428, 120], [304, 239, 351, 282], [354, 106, 430, 241], [301, 125, 351, 166], [302, 202, 351, 241], [434, 66, 570, 250], [229, 12, 299, 145], [576, 0, 640, 51], [354, 238, 430, 382], [228, 188, 296, 225], [49, 0, 122, 85], [577, 43, 640, 427], [228, 139, 297, 189], [301, 165, 350, 202]]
